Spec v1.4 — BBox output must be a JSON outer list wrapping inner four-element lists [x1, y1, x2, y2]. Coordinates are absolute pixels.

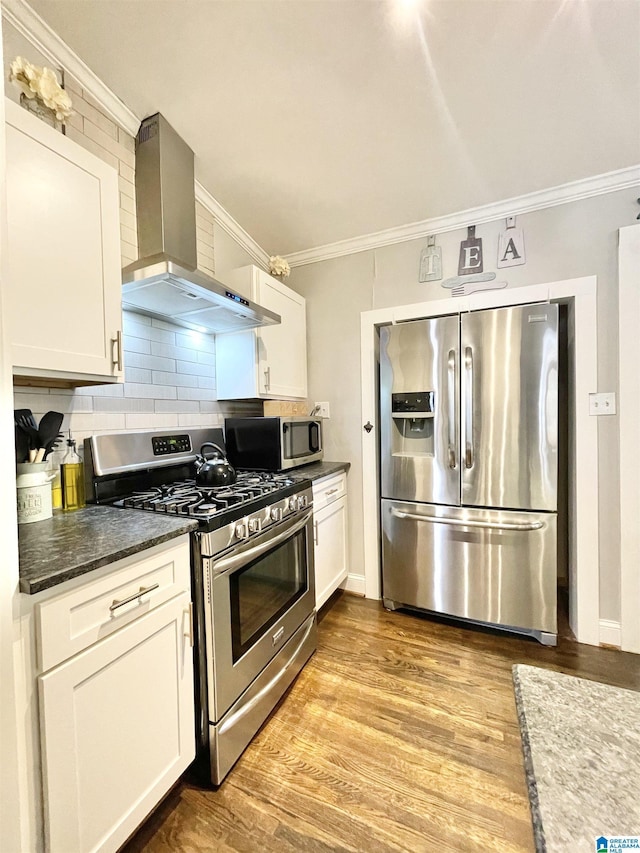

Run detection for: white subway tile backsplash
[[94, 396, 155, 413], [125, 412, 179, 430], [198, 376, 216, 389], [176, 386, 215, 401], [197, 350, 216, 366], [126, 351, 176, 372], [119, 160, 135, 183], [176, 332, 216, 353], [124, 382, 177, 399], [152, 370, 198, 388], [155, 399, 200, 413], [123, 367, 152, 384], [176, 360, 214, 377], [76, 382, 125, 397], [71, 412, 127, 432], [178, 413, 221, 428], [123, 336, 152, 355], [150, 341, 199, 362], [123, 311, 152, 329]]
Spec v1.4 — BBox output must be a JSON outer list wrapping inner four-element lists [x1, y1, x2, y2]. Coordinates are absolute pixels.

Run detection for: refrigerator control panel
[[391, 392, 434, 417]]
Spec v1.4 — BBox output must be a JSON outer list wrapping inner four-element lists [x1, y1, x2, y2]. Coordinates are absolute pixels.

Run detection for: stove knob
[[234, 521, 249, 540], [270, 506, 283, 522], [248, 517, 262, 534], [287, 497, 298, 512], [298, 495, 308, 508]]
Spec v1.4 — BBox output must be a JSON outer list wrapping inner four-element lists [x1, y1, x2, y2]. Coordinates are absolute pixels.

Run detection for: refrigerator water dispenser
[[391, 392, 434, 457]]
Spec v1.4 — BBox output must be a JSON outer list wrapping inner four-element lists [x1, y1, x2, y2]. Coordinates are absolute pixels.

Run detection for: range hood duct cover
[[122, 113, 280, 334]]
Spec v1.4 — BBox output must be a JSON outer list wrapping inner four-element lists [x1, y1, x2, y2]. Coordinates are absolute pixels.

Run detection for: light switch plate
[[589, 392, 616, 416]]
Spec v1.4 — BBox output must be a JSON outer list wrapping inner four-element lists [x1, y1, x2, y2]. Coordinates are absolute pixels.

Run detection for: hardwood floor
[[122, 592, 640, 853]]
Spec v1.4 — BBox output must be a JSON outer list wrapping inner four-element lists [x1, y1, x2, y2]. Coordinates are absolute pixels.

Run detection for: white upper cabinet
[[215, 265, 307, 400], [4, 99, 123, 386]]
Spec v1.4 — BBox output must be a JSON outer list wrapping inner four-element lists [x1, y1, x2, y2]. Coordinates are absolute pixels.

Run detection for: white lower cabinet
[[313, 472, 349, 609], [36, 539, 195, 853]]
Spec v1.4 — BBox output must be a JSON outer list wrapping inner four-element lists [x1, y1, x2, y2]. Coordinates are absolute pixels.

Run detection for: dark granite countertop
[[19, 506, 198, 595], [297, 461, 350, 482]]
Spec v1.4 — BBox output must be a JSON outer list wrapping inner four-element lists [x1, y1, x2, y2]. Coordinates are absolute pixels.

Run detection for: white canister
[[16, 462, 56, 524]]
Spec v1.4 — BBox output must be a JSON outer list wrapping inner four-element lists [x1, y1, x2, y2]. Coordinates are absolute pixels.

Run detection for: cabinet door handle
[[184, 602, 194, 647], [264, 366, 271, 390], [109, 582, 159, 614], [314, 520, 318, 545], [111, 330, 123, 373]]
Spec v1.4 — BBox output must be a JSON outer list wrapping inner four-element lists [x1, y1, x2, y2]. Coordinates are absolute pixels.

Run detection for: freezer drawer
[[381, 499, 557, 640]]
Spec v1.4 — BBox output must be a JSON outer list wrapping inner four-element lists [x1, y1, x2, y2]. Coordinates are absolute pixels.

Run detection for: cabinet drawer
[[312, 472, 347, 511], [37, 537, 191, 672]]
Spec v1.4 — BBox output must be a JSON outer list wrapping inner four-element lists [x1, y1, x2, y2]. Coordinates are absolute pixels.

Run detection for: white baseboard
[[344, 573, 366, 596], [599, 619, 621, 648]]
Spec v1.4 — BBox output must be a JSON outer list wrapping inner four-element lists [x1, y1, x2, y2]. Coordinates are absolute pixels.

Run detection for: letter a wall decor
[[497, 216, 526, 268]]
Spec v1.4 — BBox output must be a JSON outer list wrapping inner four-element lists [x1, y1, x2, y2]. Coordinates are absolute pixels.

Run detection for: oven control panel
[[152, 434, 192, 456]]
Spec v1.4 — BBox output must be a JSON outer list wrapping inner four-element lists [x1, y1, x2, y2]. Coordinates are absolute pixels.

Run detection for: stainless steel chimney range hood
[[122, 113, 280, 334]]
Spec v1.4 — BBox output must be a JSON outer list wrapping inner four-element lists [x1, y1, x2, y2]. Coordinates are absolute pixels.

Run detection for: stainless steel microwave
[[224, 417, 323, 471]]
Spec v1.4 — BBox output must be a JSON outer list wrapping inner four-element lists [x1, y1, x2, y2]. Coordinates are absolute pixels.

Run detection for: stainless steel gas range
[[85, 427, 317, 785]]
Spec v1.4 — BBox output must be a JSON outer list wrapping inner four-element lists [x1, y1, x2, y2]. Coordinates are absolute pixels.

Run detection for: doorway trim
[[619, 225, 640, 653], [360, 276, 600, 646]]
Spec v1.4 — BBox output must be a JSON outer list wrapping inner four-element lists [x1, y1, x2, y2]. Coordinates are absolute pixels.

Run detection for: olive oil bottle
[[61, 432, 85, 511]]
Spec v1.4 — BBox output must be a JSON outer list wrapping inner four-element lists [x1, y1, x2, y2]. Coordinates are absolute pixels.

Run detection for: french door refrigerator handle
[[464, 346, 474, 468], [447, 349, 457, 468], [390, 507, 544, 532]]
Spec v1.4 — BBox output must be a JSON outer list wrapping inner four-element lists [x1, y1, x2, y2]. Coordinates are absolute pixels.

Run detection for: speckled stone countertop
[[19, 506, 198, 595], [513, 664, 640, 853], [297, 461, 350, 482]]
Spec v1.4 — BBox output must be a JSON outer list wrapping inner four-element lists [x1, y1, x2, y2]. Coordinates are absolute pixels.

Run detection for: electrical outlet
[[589, 392, 616, 416], [315, 402, 330, 418]]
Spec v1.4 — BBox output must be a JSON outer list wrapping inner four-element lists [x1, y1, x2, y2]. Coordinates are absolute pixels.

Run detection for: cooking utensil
[[44, 432, 64, 460], [451, 281, 508, 298], [14, 424, 29, 463], [16, 414, 40, 450], [441, 272, 496, 289], [194, 443, 236, 487], [38, 411, 64, 457]]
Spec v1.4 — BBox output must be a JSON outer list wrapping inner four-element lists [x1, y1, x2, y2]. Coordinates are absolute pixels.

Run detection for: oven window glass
[[283, 421, 321, 459], [230, 527, 307, 661]]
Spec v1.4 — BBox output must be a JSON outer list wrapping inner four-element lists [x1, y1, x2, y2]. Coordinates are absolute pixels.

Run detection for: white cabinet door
[[4, 99, 123, 385], [39, 593, 194, 853], [215, 265, 307, 400], [314, 495, 349, 609], [255, 270, 307, 399]]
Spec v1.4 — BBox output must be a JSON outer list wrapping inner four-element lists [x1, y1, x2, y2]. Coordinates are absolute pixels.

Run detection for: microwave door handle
[[309, 422, 321, 453], [211, 509, 313, 576]]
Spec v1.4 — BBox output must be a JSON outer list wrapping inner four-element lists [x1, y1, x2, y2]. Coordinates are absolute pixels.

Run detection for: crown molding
[[2, 0, 140, 136], [195, 182, 270, 270], [284, 165, 640, 268]]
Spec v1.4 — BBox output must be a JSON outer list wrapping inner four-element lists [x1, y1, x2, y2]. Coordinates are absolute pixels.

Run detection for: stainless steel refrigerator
[[380, 303, 558, 645]]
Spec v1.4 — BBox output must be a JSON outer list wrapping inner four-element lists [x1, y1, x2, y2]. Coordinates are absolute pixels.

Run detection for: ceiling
[[27, 0, 640, 256]]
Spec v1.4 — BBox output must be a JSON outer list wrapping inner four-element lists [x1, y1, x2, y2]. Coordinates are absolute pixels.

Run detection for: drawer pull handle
[[184, 602, 194, 647], [109, 583, 160, 614], [325, 488, 339, 496]]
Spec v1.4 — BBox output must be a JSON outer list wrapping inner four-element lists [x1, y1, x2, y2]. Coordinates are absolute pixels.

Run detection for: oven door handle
[[211, 508, 313, 576]]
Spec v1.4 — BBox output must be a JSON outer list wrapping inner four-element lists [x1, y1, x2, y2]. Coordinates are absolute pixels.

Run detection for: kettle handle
[[199, 442, 225, 460]]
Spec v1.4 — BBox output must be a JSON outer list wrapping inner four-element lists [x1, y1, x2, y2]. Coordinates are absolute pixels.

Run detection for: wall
[[289, 186, 639, 623]]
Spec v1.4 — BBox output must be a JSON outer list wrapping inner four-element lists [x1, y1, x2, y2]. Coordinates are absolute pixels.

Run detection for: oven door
[[204, 508, 315, 721]]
